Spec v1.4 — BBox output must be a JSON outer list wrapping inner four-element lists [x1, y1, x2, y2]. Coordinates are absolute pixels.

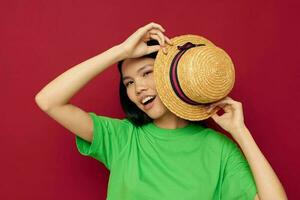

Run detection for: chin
[[145, 106, 168, 120], [136, 97, 169, 119]]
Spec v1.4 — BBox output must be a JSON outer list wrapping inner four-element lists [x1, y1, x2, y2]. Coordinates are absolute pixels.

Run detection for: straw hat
[[153, 34, 235, 121]]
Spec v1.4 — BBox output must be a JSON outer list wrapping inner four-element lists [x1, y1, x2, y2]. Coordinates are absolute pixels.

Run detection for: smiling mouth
[[142, 96, 156, 105], [142, 96, 156, 110]]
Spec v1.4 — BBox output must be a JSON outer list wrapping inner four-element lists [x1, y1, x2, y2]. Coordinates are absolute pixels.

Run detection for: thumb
[[146, 45, 161, 54], [211, 113, 221, 123]]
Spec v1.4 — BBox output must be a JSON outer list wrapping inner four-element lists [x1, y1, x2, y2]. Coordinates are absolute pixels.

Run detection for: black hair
[[117, 39, 207, 128], [117, 40, 158, 126]]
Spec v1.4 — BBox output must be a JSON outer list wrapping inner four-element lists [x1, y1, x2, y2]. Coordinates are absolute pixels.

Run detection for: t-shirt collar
[[141, 121, 205, 139]]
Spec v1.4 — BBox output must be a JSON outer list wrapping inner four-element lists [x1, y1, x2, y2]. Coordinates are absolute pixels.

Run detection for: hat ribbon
[[170, 42, 205, 105]]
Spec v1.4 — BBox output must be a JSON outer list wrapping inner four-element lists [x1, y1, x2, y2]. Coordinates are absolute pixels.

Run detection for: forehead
[[122, 57, 155, 75]]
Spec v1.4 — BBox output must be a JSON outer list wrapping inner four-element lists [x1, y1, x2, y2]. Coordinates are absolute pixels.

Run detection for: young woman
[[35, 22, 287, 200]]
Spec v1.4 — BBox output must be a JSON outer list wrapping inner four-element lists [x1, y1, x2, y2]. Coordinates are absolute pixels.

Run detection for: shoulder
[[89, 112, 137, 133], [201, 127, 238, 152], [119, 118, 137, 131], [202, 127, 232, 144]]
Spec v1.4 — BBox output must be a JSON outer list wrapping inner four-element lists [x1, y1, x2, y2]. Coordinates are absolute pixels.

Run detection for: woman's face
[[121, 57, 170, 119]]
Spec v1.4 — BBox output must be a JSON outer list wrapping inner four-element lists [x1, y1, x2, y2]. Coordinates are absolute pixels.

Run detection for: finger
[[141, 22, 165, 34], [146, 45, 161, 54], [206, 105, 221, 113], [164, 35, 173, 45], [149, 34, 163, 46], [156, 31, 166, 46], [149, 29, 165, 46], [224, 96, 233, 101], [211, 113, 221, 123], [223, 104, 233, 112], [149, 29, 173, 46], [209, 98, 235, 108], [149, 34, 167, 54], [210, 100, 241, 112], [150, 34, 168, 54], [143, 32, 151, 41]]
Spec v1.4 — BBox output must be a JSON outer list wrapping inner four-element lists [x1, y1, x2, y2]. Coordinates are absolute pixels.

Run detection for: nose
[[135, 78, 148, 95]]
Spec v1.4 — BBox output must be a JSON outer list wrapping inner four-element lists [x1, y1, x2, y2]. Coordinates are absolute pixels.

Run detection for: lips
[[142, 96, 156, 110], [139, 95, 156, 105]]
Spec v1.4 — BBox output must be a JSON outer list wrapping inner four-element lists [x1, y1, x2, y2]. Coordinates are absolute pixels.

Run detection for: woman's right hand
[[119, 22, 173, 59]]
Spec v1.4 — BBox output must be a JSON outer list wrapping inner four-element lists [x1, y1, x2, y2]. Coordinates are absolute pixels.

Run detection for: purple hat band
[[169, 42, 205, 105]]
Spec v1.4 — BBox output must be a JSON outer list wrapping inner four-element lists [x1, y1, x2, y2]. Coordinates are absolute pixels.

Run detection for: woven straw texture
[[154, 34, 235, 121]]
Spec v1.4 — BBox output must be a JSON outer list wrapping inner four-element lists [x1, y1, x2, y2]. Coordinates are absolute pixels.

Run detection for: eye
[[125, 81, 133, 87], [143, 70, 153, 77]]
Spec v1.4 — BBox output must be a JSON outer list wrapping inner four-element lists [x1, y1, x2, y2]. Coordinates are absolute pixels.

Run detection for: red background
[[1, 0, 299, 199]]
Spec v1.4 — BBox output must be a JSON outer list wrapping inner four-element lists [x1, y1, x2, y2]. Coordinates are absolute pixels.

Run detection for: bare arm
[[207, 97, 287, 200], [236, 127, 288, 200], [35, 44, 126, 142], [35, 44, 125, 110], [35, 22, 171, 142]]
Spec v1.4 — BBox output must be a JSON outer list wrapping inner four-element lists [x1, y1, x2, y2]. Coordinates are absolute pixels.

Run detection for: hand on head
[[119, 22, 173, 59]]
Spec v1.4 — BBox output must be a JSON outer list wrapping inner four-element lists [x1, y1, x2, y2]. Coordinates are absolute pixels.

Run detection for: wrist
[[231, 126, 251, 144], [114, 43, 128, 61]]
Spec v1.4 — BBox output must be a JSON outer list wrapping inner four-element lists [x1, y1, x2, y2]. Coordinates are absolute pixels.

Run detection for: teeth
[[142, 96, 155, 104]]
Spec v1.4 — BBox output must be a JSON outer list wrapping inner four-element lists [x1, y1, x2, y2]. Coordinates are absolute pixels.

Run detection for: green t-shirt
[[75, 112, 257, 200]]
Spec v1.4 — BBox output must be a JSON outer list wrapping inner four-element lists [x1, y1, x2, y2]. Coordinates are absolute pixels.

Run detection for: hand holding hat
[[207, 96, 248, 141], [119, 22, 173, 59]]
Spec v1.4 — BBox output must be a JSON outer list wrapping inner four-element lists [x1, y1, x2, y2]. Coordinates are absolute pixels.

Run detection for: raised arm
[[35, 22, 171, 142], [35, 44, 126, 142]]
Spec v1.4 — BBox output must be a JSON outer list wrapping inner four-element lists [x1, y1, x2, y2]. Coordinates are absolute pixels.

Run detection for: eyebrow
[[122, 64, 153, 81]]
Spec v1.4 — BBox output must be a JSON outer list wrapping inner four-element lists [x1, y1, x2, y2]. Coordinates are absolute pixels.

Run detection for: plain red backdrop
[[1, 0, 299, 199]]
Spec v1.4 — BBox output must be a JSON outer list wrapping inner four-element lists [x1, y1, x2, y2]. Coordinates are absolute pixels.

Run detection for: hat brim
[[154, 34, 221, 121]]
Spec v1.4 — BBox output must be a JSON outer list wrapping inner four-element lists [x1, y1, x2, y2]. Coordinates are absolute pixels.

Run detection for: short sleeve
[[221, 136, 257, 200], [75, 112, 133, 170]]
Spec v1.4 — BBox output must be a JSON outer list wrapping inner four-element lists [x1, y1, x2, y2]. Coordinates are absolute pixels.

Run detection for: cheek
[[156, 95, 168, 109], [156, 95, 163, 104], [126, 88, 136, 102], [148, 77, 156, 89]]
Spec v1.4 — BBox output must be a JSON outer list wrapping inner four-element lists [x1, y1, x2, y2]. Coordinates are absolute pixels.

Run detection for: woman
[[35, 22, 287, 199]]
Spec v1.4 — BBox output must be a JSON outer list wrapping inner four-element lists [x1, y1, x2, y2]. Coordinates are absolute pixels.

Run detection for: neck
[[153, 111, 190, 129]]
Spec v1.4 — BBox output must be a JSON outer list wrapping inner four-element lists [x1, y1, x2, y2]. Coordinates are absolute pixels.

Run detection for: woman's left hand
[[207, 96, 247, 140]]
